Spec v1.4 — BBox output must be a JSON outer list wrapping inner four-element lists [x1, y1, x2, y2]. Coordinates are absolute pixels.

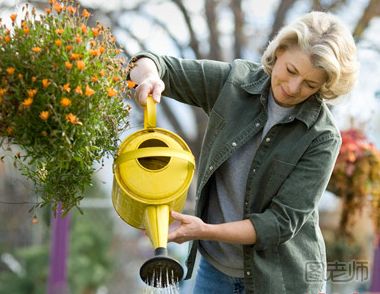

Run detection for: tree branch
[[231, 0, 245, 59], [353, 0, 380, 40], [171, 0, 203, 58], [263, 0, 297, 53], [205, 0, 223, 60]]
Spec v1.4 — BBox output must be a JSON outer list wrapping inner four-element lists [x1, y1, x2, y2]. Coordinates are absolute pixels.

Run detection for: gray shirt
[[199, 91, 296, 277]]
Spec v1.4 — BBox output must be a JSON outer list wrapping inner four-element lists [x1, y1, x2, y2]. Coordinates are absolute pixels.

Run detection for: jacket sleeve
[[248, 133, 341, 251], [130, 51, 232, 114]]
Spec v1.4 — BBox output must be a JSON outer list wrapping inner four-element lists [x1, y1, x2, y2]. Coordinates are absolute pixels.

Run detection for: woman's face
[[270, 46, 327, 107]]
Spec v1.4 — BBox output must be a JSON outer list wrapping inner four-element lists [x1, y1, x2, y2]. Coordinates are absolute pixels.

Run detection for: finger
[[136, 84, 151, 106], [151, 81, 164, 103], [171, 211, 187, 222]]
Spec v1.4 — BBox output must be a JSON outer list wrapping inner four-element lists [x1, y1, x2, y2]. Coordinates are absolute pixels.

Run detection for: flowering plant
[[0, 0, 132, 213], [328, 129, 380, 234]]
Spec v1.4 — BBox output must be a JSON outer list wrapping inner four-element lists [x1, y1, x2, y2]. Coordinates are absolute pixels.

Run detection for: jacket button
[[288, 116, 293, 120], [252, 168, 256, 173], [209, 166, 214, 171], [246, 271, 251, 276], [231, 142, 237, 147], [245, 201, 249, 207], [265, 137, 271, 143], [255, 122, 260, 127]]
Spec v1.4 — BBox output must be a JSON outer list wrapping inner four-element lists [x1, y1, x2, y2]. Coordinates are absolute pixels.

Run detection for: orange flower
[[75, 35, 82, 43], [4, 35, 11, 43], [55, 39, 62, 47], [53, 3, 63, 14], [66, 6, 77, 14], [99, 46, 105, 54], [32, 47, 42, 53], [90, 49, 99, 56], [27, 89, 37, 98], [6, 67, 15, 75], [85, 85, 95, 96], [55, 28, 64, 35], [22, 97, 33, 108], [75, 86, 83, 95], [76, 60, 85, 71], [10, 14, 17, 23], [81, 24, 87, 33], [70, 53, 81, 60], [42, 79, 50, 88], [99, 70, 105, 77], [91, 27, 100, 37], [82, 9, 91, 18], [6, 127, 14, 136], [45, 8, 52, 15], [66, 113, 82, 125], [0, 88, 7, 96], [39, 111, 50, 121], [127, 80, 137, 89], [32, 76, 37, 82], [66, 45, 73, 51], [23, 26, 30, 34], [91, 75, 98, 82], [65, 61, 73, 70], [107, 88, 117, 97], [60, 97, 72, 107], [113, 76, 120, 82], [63, 83, 71, 92]]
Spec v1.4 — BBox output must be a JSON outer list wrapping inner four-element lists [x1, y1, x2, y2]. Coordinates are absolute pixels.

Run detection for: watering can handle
[[144, 95, 156, 129], [115, 147, 195, 167]]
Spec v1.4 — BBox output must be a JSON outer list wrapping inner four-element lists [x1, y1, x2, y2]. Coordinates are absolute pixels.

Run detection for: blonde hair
[[261, 11, 358, 100]]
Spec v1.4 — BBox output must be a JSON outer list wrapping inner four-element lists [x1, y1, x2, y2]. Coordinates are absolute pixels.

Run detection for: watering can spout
[[141, 205, 185, 287], [144, 205, 170, 249]]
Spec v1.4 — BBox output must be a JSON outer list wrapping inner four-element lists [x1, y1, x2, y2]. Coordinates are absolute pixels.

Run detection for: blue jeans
[[193, 257, 245, 294]]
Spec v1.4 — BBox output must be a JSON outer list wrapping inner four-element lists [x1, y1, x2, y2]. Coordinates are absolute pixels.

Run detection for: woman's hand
[[168, 211, 208, 244], [129, 57, 165, 105], [168, 211, 257, 245], [135, 75, 165, 105]]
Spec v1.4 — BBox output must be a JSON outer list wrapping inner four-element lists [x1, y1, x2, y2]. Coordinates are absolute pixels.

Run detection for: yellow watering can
[[112, 95, 195, 287]]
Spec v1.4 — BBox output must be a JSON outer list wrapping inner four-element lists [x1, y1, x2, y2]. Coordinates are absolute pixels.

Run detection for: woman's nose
[[288, 78, 302, 95]]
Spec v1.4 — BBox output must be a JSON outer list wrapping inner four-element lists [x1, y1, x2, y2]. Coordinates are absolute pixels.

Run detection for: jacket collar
[[240, 67, 323, 129]]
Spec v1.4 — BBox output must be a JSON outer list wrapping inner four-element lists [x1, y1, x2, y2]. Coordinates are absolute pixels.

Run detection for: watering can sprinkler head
[[140, 247, 184, 288]]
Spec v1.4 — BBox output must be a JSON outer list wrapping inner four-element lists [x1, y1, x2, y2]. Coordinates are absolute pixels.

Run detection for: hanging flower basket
[[328, 128, 380, 235], [0, 0, 133, 213]]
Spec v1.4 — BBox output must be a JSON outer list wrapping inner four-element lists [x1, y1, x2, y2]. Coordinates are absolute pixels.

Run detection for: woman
[[129, 11, 358, 294]]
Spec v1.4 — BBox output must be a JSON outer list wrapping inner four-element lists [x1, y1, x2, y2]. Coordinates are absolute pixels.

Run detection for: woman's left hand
[[168, 211, 207, 244]]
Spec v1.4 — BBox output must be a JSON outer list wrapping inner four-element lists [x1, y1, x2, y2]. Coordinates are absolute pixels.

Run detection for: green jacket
[[134, 52, 341, 294]]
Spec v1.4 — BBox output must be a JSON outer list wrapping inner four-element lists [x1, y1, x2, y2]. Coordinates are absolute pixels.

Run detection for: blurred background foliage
[[0, 180, 114, 294]]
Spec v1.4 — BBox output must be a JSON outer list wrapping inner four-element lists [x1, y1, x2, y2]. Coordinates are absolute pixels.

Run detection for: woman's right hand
[[134, 75, 165, 106], [129, 57, 165, 106]]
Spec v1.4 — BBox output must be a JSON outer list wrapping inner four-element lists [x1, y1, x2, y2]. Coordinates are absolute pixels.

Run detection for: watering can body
[[112, 96, 195, 250]]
